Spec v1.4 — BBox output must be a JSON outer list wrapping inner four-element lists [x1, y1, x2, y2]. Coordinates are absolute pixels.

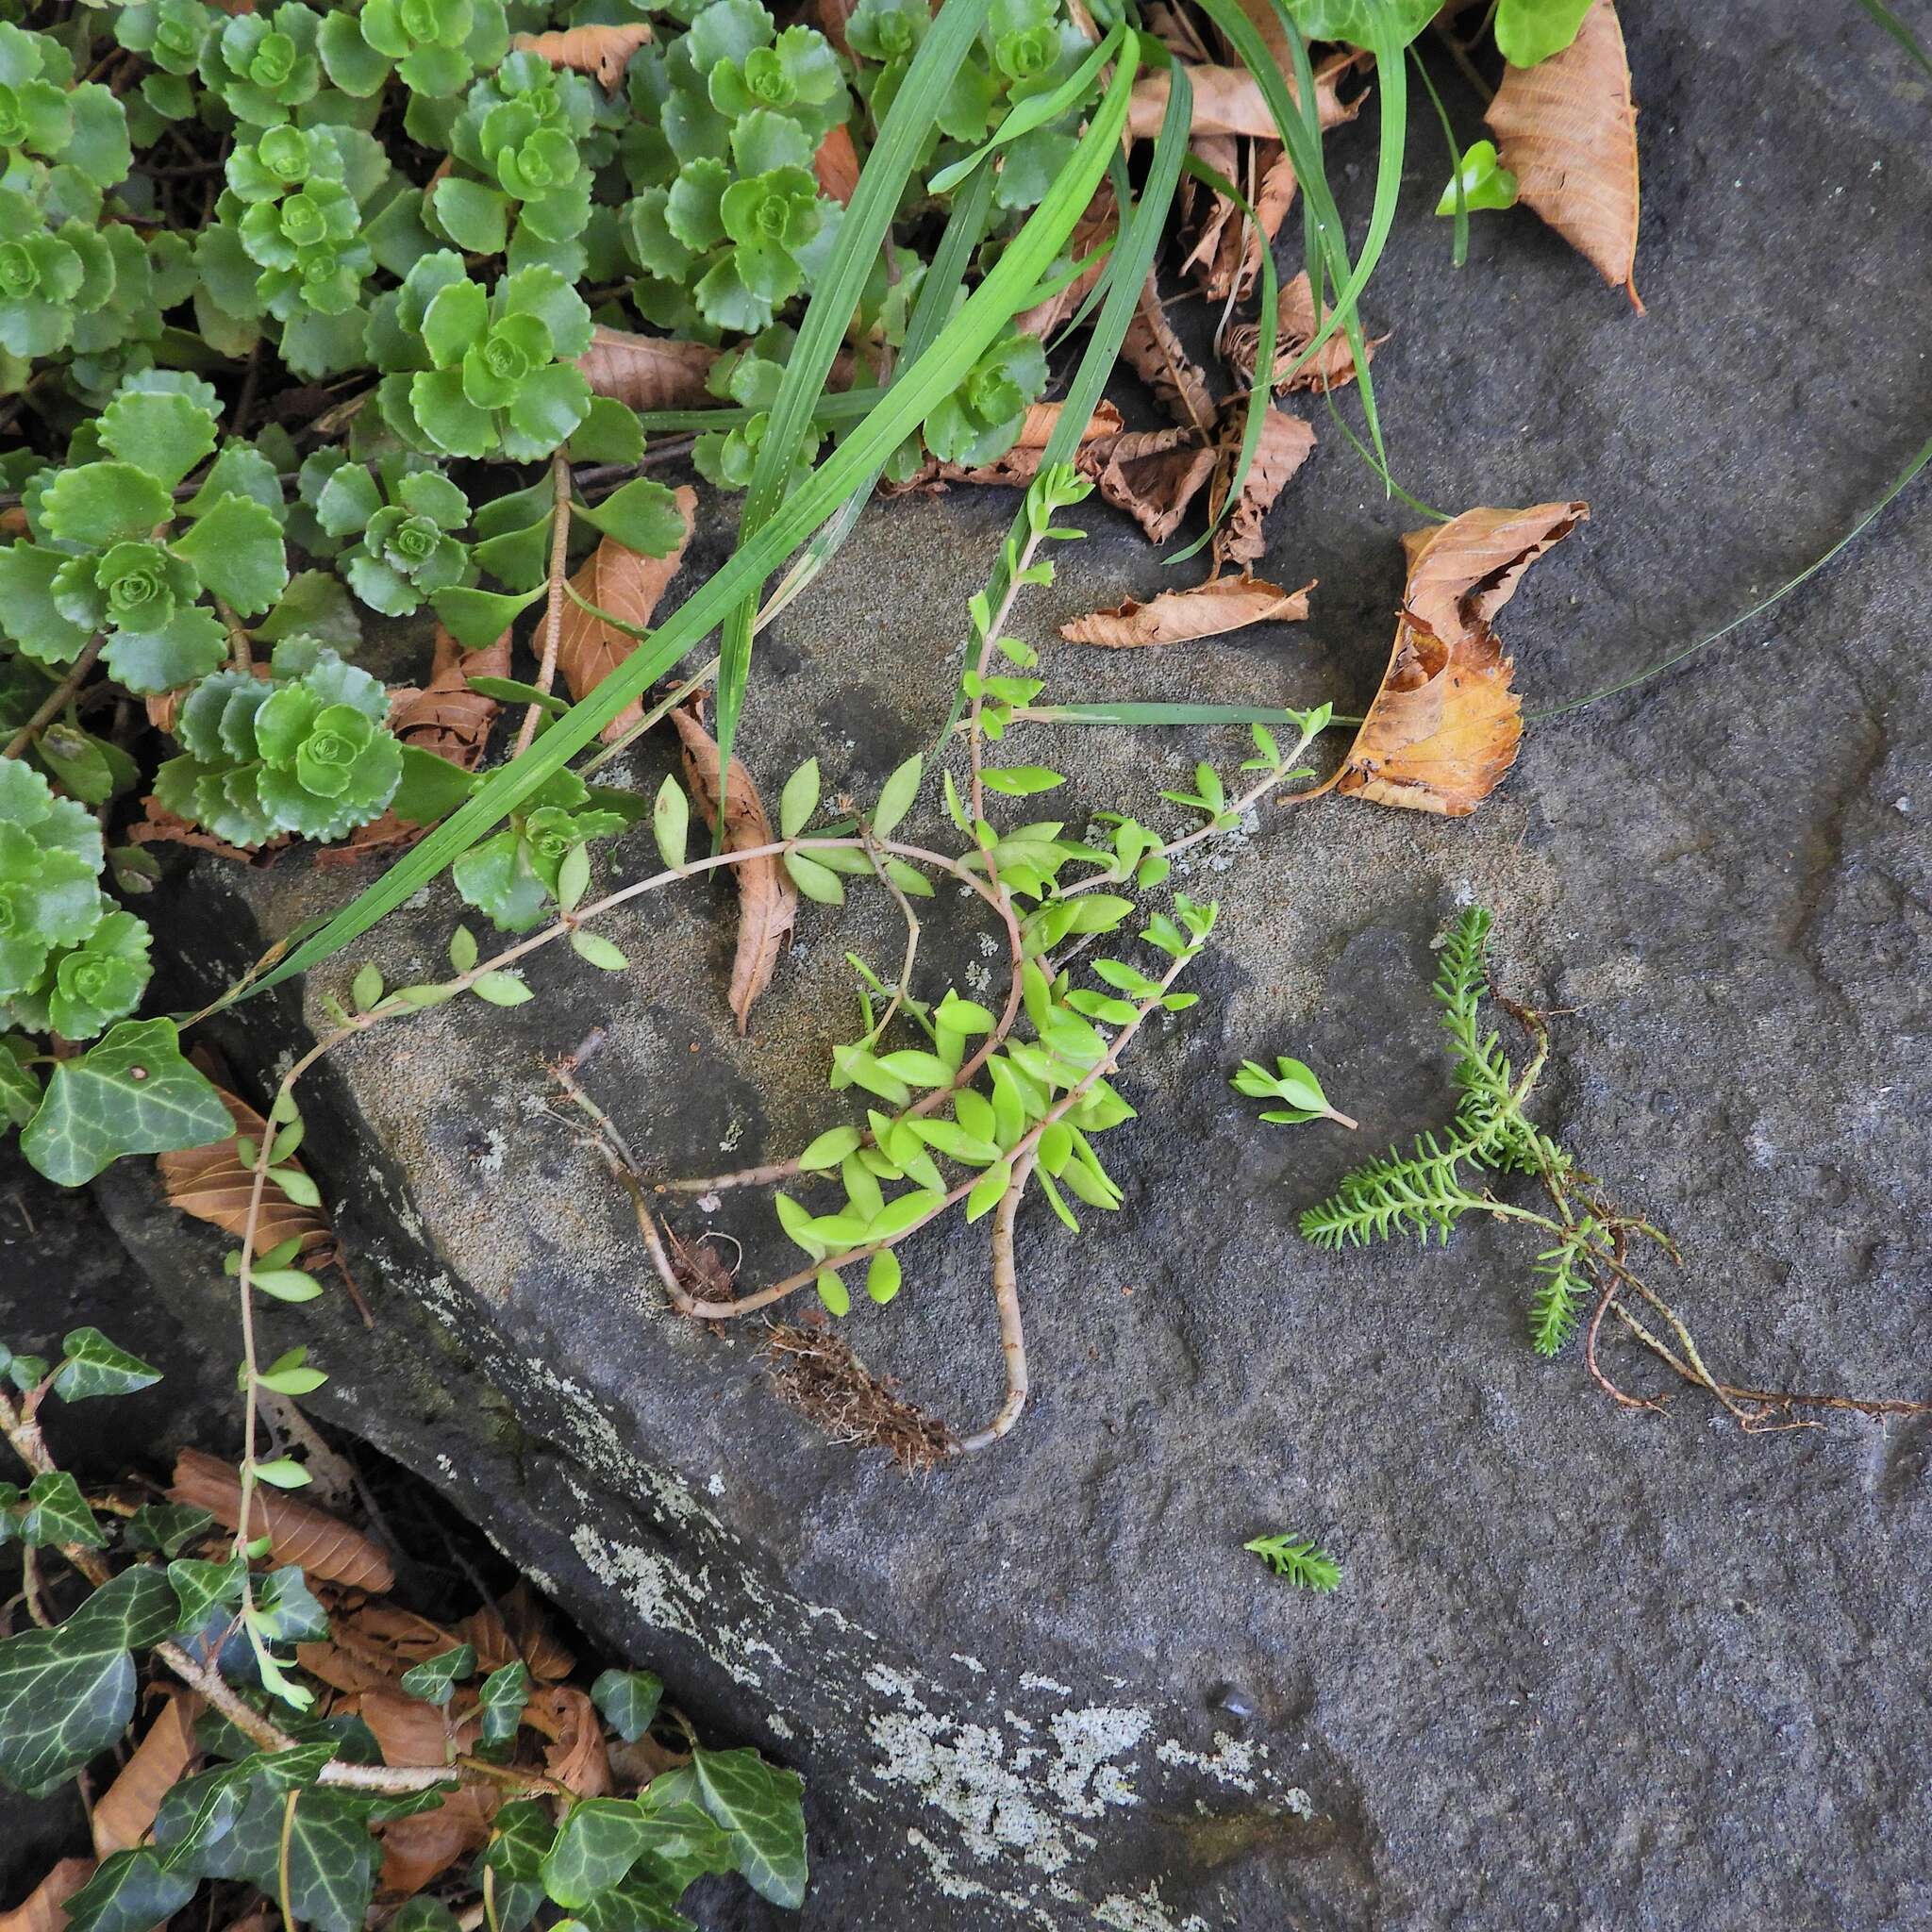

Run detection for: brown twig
[[3, 637, 104, 759], [513, 449, 575, 758]]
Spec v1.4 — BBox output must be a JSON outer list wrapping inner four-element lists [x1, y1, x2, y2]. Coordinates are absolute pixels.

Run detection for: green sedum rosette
[[317, 0, 510, 101], [152, 639, 402, 846], [298, 450, 475, 618], [923, 325, 1047, 468]]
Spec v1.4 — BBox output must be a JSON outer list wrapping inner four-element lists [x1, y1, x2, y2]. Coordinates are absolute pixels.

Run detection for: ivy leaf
[[399, 1643, 476, 1707], [541, 1798, 657, 1908], [18, 1470, 108, 1549], [590, 1668, 662, 1743], [271, 1790, 381, 1932], [174, 493, 290, 618], [124, 1502, 214, 1558], [19, 1017, 232, 1187], [689, 1747, 808, 1908], [1277, 0, 1437, 48], [477, 1660, 531, 1746], [52, 1326, 161, 1403], [0, 1568, 175, 1795], [1493, 0, 1594, 66], [64, 1848, 197, 1932]]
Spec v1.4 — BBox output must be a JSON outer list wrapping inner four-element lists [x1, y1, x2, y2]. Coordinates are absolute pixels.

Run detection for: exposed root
[[762, 1324, 957, 1473]]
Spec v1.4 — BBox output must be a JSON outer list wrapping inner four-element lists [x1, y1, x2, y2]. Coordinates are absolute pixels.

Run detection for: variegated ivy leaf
[[50, 1325, 161, 1403]]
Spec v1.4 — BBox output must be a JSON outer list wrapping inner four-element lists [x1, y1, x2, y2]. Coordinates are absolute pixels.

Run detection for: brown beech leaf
[[92, 1693, 199, 1857], [1076, 425, 1216, 544], [509, 23, 650, 90], [355, 1684, 477, 1770], [0, 1859, 92, 1932], [157, 1080, 334, 1263], [1225, 270, 1386, 395], [813, 124, 859, 205], [1332, 502, 1588, 815], [1060, 574, 1314, 647], [1123, 274, 1215, 432], [558, 490, 697, 742], [379, 1786, 498, 1897], [670, 706, 796, 1033], [1487, 0, 1641, 309], [458, 1580, 575, 1683], [1129, 44, 1364, 140], [169, 1449, 395, 1591], [575, 326, 718, 410], [1014, 191, 1116, 341], [524, 1684, 612, 1798], [1208, 404, 1316, 573]]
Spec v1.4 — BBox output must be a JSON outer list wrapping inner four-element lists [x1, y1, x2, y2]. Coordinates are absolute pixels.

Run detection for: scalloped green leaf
[[173, 492, 289, 618]]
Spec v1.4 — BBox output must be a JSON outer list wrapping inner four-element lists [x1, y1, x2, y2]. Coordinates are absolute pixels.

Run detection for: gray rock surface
[[92, 7, 1932, 1927]]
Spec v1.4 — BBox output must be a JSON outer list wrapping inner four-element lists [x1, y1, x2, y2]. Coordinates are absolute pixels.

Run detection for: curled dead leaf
[[458, 1579, 575, 1683], [1076, 425, 1216, 544], [1487, 0, 1641, 309], [670, 706, 797, 1034], [524, 1683, 612, 1798], [0, 1859, 92, 1932], [1224, 270, 1386, 395], [814, 124, 859, 205], [509, 23, 651, 91], [558, 490, 697, 743], [125, 800, 283, 864], [354, 1684, 477, 1770], [92, 1692, 200, 1857], [379, 1785, 498, 1897], [1123, 273, 1216, 433], [1128, 63, 1336, 140], [575, 326, 719, 410], [1331, 502, 1587, 815], [169, 1448, 395, 1592], [1060, 575, 1313, 647], [1208, 404, 1317, 573], [157, 1079, 334, 1263]]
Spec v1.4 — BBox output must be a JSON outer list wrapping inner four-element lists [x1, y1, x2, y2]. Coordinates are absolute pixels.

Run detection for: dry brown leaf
[[524, 1684, 611, 1798], [317, 629, 509, 867], [158, 1080, 334, 1263], [1208, 405, 1316, 572], [1486, 0, 1641, 309], [509, 23, 650, 91], [125, 800, 282, 864], [378, 1786, 498, 1896], [1060, 575, 1313, 647], [815, 0, 855, 58], [169, 1449, 395, 1592], [558, 491, 697, 743], [0, 1859, 92, 1932], [1177, 135, 1241, 286], [1143, 0, 1214, 64], [813, 124, 859, 205], [92, 1692, 199, 1857], [1076, 425, 1217, 544], [575, 326, 719, 410], [1224, 270, 1386, 395], [355, 1685, 477, 1769], [1332, 501, 1587, 815], [670, 706, 797, 1033], [458, 1580, 575, 1683], [1123, 274, 1215, 433], [1129, 44, 1364, 140], [1013, 191, 1116, 341], [884, 401, 1125, 493]]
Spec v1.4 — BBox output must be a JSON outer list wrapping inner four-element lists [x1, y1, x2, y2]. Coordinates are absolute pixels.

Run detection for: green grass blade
[[1532, 433, 1932, 720], [927, 24, 1124, 193], [1409, 42, 1469, 268], [710, 0, 998, 833], [1163, 151, 1276, 567], [629, 391, 887, 436], [1852, 0, 1932, 77], [230, 46, 1145, 1005]]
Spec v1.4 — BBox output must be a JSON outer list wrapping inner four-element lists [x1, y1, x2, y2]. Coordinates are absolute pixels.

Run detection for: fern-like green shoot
[[1298, 1130, 1487, 1248], [1245, 1534, 1341, 1593]]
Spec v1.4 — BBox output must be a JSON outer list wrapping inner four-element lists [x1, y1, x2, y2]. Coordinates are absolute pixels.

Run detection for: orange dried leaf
[[1334, 502, 1587, 816], [354, 1685, 475, 1769], [0, 1859, 92, 1932], [1225, 271, 1385, 395], [1208, 406, 1316, 573], [125, 801, 279, 864], [575, 327, 719, 410], [1128, 63, 1335, 140], [157, 1084, 333, 1262], [509, 23, 651, 90], [1123, 275, 1215, 433], [92, 1693, 199, 1857], [813, 124, 859, 205], [524, 1684, 611, 1798], [558, 491, 697, 743], [378, 1786, 498, 1896], [169, 1449, 395, 1592], [1486, 0, 1641, 309], [1077, 426, 1217, 544], [1060, 575, 1313, 648], [670, 707, 797, 1033]]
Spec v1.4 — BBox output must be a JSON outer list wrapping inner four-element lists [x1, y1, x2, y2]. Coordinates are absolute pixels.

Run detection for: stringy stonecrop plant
[[0, 1331, 812, 1932]]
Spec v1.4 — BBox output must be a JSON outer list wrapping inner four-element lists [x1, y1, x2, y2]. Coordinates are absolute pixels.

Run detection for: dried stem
[[953, 1148, 1040, 1453], [3, 637, 104, 759]]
